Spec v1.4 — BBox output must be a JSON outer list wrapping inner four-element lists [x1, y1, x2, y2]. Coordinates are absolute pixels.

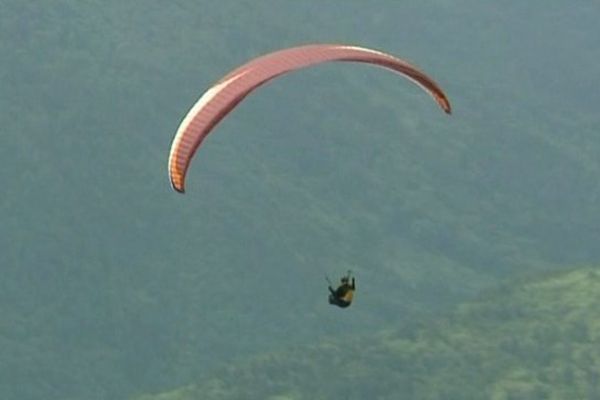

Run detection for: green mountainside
[[1, 1, 599, 399], [138, 268, 600, 400]]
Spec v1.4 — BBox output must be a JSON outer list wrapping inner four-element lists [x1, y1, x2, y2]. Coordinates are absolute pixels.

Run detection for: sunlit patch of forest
[[138, 268, 600, 400]]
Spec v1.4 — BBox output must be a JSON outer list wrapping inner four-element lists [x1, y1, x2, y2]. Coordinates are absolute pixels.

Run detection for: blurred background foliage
[[0, 0, 599, 399]]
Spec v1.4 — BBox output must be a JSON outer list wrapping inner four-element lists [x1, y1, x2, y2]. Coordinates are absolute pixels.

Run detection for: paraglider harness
[[327, 271, 356, 308]]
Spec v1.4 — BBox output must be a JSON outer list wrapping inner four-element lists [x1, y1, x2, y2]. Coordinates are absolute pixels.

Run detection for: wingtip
[[171, 181, 186, 194]]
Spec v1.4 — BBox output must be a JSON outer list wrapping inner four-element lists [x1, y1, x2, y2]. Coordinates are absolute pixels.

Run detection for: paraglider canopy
[[168, 43, 451, 193]]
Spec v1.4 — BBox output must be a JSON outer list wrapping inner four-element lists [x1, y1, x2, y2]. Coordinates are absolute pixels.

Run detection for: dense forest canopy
[[0, 1, 598, 399]]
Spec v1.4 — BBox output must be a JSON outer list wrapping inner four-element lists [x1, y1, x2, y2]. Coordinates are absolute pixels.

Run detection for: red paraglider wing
[[168, 44, 451, 193]]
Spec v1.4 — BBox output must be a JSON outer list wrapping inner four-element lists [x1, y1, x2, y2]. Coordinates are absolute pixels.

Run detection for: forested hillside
[[1, 1, 599, 399], [138, 268, 600, 399]]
